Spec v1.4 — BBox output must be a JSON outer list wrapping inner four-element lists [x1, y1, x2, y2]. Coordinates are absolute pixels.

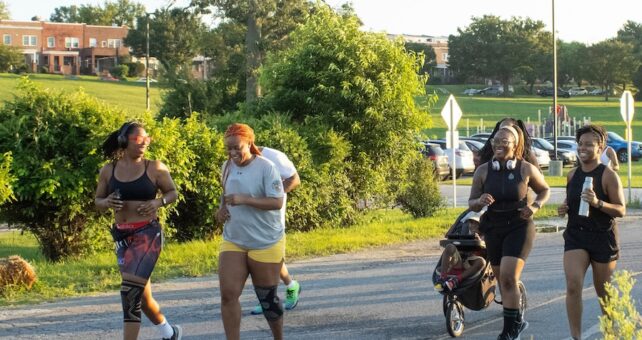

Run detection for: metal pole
[[626, 95, 632, 203], [145, 13, 151, 111], [451, 99, 456, 208], [552, 0, 558, 160]]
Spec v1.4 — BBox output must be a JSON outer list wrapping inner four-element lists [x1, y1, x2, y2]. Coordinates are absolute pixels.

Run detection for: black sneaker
[[162, 325, 182, 340], [497, 321, 529, 340]]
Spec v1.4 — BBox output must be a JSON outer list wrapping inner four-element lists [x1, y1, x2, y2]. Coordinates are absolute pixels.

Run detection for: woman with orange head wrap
[[216, 123, 286, 340]]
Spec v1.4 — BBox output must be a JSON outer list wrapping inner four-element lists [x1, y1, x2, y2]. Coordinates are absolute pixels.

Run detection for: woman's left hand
[[224, 194, 247, 206], [519, 205, 537, 219], [581, 188, 598, 206], [137, 199, 161, 216]]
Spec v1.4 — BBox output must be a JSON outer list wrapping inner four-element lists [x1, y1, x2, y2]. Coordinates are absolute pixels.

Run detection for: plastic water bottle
[[578, 177, 593, 217]]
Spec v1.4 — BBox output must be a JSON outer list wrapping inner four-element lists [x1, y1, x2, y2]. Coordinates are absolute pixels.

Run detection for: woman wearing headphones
[[95, 122, 181, 340], [468, 124, 550, 340], [479, 118, 539, 168]]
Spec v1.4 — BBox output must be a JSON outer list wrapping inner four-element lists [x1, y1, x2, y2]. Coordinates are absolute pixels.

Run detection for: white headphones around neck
[[491, 158, 516, 171]]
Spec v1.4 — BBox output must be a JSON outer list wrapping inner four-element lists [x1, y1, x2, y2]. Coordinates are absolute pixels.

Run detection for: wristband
[[597, 199, 604, 209], [161, 197, 167, 206]]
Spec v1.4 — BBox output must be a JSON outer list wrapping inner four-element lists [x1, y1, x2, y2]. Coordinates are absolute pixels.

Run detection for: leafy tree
[[125, 7, 206, 76], [0, 44, 24, 73], [586, 39, 640, 101], [261, 5, 431, 208], [558, 41, 588, 87], [404, 42, 437, 76], [617, 21, 642, 99], [448, 15, 549, 95], [190, 0, 312, 103], [0, 1, 10, 20], [50, 0, 145, 27]]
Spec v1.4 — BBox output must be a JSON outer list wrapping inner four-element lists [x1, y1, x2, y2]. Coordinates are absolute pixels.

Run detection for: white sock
[[156, 320, 174, 338], [286, 280, 298, 289]]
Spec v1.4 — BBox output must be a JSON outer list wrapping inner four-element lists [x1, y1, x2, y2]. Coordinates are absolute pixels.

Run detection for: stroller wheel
[[446, 300, 465, 337], [518, 281, 528, 318]]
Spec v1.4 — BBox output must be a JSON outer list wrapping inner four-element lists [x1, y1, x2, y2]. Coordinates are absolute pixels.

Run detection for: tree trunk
[[246, 0, 262, 103]]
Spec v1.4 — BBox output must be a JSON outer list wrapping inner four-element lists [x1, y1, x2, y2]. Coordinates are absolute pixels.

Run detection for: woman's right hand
[[478, 193, 495, 207], [107, 192, 123, 211], [216, 206, 230, 224], [558, 200, 569, 217]]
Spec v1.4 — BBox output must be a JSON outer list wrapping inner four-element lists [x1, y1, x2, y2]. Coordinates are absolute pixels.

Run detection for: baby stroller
[[432, 209, 527, 337]]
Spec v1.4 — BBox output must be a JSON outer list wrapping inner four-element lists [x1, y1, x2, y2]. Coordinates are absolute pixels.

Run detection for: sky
[[5, 0, 642, 44]]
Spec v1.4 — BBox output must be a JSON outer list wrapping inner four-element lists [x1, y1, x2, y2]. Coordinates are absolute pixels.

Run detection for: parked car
[[532, 137, 577, 165], [589, 88, 615, 96], [532, 147, 550, 169], [421, 142, 451, 181], [429, 140, 476, 178], [460, 138, 485, 168], [606, 131, 642, 162], [462, 88, 482, 95], [469, 132, 492, 143], [545, 136, 577, 143], [568, 87, 588, 96], [479, 85, 514, 96], [538, 87, 571, 98], [135, 77, 158, 83]]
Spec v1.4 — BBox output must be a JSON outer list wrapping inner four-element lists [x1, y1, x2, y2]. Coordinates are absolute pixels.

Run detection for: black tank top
[[567, 164, 615, 231], [482, 160, 529, 224], [108, 160, 157, 201]]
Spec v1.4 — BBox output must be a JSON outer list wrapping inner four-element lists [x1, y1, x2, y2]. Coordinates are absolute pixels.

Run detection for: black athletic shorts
[[483, 217, 535, 266], [563, 226, 619, 263]]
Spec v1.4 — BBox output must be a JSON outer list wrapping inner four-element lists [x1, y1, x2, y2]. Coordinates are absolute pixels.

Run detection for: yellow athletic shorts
[[219, 236, 285, 263]]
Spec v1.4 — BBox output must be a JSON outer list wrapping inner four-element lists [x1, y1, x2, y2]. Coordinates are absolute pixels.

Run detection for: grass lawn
[[0, 73, 164, 115], [420, 84, 642, 139], [0, 206, 560, 306]]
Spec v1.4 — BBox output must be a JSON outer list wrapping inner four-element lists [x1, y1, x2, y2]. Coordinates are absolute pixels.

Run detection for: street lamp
[[552, 0, 558, 160], [145, 13, 151, 111]]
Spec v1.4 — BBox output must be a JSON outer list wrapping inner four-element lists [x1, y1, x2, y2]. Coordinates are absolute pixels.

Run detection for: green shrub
[[0, 79, 125, 261], [599, 270, 642, 340], [147, 114, 226, 240], [397, 157, 444, 218], [109, 64, 129, 80], [125, 62, 145, 77], [0, 152, 15, 205]]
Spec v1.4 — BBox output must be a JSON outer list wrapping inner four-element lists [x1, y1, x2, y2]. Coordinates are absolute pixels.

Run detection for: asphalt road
[[1, 213, 641, 339]]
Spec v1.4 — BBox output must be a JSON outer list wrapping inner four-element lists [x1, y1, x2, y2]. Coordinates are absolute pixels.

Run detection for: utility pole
[[145, 13, 151, 111]]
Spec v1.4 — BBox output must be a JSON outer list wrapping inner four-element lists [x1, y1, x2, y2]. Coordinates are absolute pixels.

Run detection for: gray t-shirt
[[222, 156, 284, 249]]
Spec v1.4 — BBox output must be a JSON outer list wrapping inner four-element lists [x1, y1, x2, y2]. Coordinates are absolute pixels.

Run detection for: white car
[[463, 88, 481, 95], [532, 147, 550, 169], [568, 87, 588, 96], [135, 77, 158, 83], [429, 140, 476, 178]]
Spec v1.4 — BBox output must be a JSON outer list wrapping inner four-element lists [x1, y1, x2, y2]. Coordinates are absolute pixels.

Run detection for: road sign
[[441, 95, 462, 129], [620, 90, 635, 124], [445, 131, 459, 149]]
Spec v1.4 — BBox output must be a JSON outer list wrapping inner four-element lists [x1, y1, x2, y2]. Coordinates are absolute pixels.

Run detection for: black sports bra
[[108, 160, 157, 201]]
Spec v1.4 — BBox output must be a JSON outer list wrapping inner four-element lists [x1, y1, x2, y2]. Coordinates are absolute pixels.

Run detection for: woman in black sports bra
[[557, 125, 625, 340], [469, 124, 550, 340], [95, 122, 181, 340]]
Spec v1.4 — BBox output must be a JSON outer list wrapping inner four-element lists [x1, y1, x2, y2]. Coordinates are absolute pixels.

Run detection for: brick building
[[0, 20, 129, 75], [388, 33, 454, 83]]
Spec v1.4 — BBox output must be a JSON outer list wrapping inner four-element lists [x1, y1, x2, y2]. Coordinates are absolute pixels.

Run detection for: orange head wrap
[[224, 123, 262, 156]]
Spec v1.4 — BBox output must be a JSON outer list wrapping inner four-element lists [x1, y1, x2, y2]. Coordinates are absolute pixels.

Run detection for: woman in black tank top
[[469, 125, 550, 339], [94, 122, 181, 340], [557, 125, 625, 340]]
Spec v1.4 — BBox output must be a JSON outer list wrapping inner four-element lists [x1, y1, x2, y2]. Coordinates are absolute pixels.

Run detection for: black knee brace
[[254, 285, 283, 321], [121, 280, 144, 323]]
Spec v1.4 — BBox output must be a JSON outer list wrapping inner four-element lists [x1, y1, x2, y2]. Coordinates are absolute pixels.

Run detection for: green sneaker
[[250, 303, 263, 315], [284, 280, 301, 310]]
